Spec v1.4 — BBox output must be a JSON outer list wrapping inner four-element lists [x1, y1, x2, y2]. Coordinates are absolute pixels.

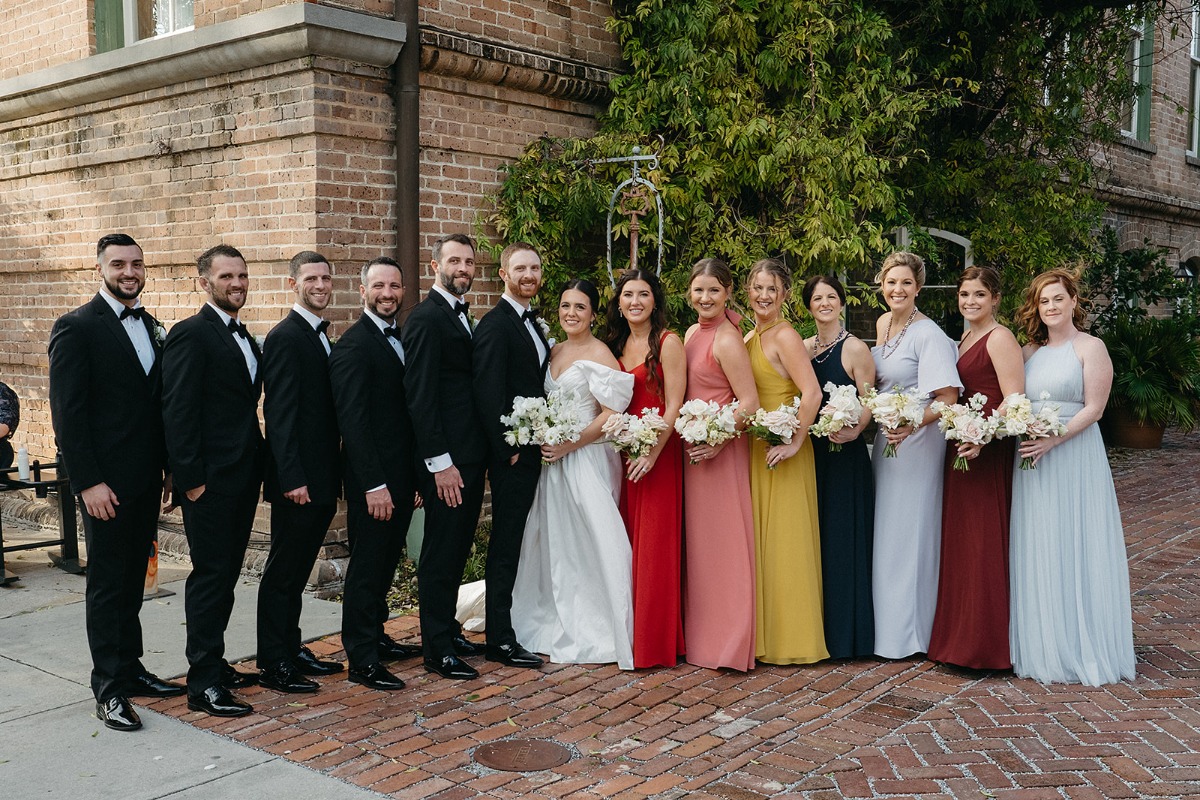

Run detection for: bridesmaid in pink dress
[[682, 258, 760, 671]]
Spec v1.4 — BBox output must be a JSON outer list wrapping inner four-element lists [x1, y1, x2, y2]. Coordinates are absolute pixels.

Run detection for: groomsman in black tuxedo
[[329, 257, 420, 691], [472, 242, 549, 670], [49, 233, 184, 732], [403, 233, 490, 680], [256, 251, 344, 693], [162, 244, 264, 717]]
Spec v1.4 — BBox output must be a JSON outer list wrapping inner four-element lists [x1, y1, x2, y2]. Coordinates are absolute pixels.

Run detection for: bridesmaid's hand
[[828, 427, 859, 445], [956, 442, 983, 461], [885, 423, 915, 446], [1017, 435, 1059, 466], [627, 452, 658, 482], [686, 440, 727, 463], [766, 439, 802, 468]]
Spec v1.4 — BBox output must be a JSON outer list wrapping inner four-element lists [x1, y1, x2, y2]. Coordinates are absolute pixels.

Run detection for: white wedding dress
[[511, 360, 636, 670]]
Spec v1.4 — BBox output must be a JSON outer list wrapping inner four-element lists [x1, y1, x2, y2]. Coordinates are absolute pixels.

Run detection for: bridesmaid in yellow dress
[[744, 259, 829, 665]]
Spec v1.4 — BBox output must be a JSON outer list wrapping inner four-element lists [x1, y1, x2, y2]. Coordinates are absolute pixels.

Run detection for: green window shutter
[[1136, 26, 1154, 141], [95, 0, 125, 54]]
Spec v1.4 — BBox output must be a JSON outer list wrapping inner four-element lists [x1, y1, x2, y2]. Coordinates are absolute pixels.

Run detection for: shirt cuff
[[425, 453, 453, 473], [366, 484, 387, 494]]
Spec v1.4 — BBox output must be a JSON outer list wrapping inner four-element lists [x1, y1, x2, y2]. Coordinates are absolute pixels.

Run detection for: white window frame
[[99, 0, 194, 52], [1189, 6, 1200, 156], [1120, 17, 1153, 142]]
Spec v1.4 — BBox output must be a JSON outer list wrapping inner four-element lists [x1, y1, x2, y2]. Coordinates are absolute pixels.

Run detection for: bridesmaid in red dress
[[927, 266, 1025, 669], [605, 269, 687, 668], [681, 258, 759, 671]]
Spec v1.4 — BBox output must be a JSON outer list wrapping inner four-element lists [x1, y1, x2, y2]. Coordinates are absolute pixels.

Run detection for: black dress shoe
[[378, 637, 423, 661], [294, 645, 344, 676], [347, 663, 406, 691], [451, 635, 485, 657], [486, 642, 544, 668], [222, 664, 259, 689], [96, 697, 142, 731], [126, 672, 186, 698], [423, 654, 479, 680], [187, 686, 253, 717], [259, 662, 320, 694]]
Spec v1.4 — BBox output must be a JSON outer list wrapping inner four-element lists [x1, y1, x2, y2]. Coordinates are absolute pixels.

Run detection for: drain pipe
[[394, 0, 420, 317]]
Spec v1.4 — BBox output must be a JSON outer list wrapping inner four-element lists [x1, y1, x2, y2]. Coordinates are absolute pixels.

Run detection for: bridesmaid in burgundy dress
[[927, 266, 1025, 669], [605, 269, 686, 668]]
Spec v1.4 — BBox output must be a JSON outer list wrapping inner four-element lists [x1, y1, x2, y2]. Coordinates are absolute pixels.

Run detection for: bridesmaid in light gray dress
[[1009, 270, 1135, 686], [870, 253, 961, 659]]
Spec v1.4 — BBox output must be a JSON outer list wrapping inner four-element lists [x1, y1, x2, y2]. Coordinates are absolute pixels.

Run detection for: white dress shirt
[[432, 284, 472, 336], [99, 288, 154, 376], [207, 302, 258, 381], [292, 303, 331, 355], [501, 293, 547, 366]]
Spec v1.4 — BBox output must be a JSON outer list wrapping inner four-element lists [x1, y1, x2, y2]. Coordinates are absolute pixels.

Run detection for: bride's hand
[[540, 442, 573, 463]]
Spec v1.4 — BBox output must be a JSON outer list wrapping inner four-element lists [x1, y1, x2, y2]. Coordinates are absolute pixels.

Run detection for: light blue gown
[[1009, 340, 1136, 686]]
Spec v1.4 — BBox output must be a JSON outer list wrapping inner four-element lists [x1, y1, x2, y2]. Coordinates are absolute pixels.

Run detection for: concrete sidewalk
[[0, 522, 384, 800]]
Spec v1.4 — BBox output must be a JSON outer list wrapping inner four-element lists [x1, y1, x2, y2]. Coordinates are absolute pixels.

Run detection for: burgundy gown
[[927, 329, 1014, 669], [619, 338, 686, 669]]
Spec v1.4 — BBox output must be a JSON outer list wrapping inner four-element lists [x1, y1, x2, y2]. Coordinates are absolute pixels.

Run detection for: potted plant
[[1083, 229, 1200, 448]]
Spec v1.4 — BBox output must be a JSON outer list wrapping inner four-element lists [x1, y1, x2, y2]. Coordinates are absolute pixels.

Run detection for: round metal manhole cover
[[473, 739, 571, 772]]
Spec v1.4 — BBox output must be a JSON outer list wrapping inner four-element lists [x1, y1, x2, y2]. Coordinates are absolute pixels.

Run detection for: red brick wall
[[0, 0, 91, 80]]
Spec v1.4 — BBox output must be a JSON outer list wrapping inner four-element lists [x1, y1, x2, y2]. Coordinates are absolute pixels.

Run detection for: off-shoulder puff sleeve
[[576, 361, 634, 413], [914, 321, 963, 398]]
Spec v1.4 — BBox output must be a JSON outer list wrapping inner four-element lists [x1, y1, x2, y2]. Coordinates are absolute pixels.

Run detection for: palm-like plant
[[1102, 316, 1200, 432]]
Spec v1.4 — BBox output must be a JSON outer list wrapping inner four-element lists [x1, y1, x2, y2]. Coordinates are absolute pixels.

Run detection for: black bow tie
[[522, 309, 539, 323], [383, 326, 400, 339], [316, 319, 331, 336], [454, 301, 469, 318], [119, 307, 144, 321], [228, 319, 250, 339]]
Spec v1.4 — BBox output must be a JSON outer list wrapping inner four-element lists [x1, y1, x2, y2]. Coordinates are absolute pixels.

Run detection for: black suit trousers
[[341, 499, 414, 668], [416, 463, 486, 658], [181, 486, 259, 693], [82, 486, 159, 702], [484, 453, 541, 646], [255, 499, 336, 667]]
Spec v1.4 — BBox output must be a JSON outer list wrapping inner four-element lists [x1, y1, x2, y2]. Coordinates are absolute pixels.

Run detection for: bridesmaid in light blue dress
[[1009, 270, 1135, 686], [870, 253, 961, 659]]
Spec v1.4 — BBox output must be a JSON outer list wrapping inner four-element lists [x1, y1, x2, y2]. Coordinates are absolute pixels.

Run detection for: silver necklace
[[879, 308, 918, 359], [811, 327, 848, 364]]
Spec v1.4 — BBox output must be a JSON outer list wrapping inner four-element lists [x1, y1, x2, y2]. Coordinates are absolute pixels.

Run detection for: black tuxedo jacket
[[262, 310, 340, 506], [161, 304, 264, 496], [328, 313, 416, 499], [402, 291, 486, 467], [473, 299, 549, 462], [48, 293, 167, 498]]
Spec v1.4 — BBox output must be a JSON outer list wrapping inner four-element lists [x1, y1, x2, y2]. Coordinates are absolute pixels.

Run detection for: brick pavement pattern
[[147, 429, 1200, 799]]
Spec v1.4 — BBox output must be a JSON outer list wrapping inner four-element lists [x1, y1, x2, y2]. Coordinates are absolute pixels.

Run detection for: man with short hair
[[472, 242, 548, 670], [162, 244, 264, 717], [49, 233, 183, 732], [328, 257, 420, 691], [256, 251, 344, 693], [403, 234, 489, 680]]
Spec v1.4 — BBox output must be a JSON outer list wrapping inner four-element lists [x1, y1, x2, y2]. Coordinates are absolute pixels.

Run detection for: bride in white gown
[[511, 279, 636, 670]]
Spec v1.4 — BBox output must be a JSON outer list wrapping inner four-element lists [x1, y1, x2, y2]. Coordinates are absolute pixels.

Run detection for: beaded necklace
[[879, 307, 918, 359], [811, 327, 849, 364]]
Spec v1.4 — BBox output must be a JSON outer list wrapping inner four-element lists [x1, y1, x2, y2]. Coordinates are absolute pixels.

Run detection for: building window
[[1120, 18, 1153, 142], [95, 0, 194, 54], [1189, 6, 1200, 156]]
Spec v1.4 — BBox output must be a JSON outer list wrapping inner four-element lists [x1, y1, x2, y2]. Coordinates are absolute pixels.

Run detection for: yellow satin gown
[[747, 322, 828, 664]]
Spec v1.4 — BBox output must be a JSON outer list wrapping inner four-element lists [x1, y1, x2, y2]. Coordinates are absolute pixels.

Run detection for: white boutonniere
[[153, 323, 167, 346], [536, 317, 555, 348]]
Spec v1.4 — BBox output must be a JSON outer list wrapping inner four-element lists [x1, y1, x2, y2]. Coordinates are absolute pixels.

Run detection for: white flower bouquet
[[746, 397, 804, 469], [674, 398, 741, 463], [929, 392, 1000, 471], [809, 382, 864, 453], [500, 389, 588, 461], [992, 391, 1068, 469], [862, 384, 926, 458], [602, 407, 669, 461]]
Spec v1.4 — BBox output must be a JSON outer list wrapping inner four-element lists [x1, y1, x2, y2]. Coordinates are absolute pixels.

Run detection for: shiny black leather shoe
[[451, 635, 485, 657], [485, 642, 544, 669], [187, 686, 253, 717], [294, 645, 344, 676], [423, 654, 479, 680], [222, 664, 260, 689], [378, 637, 423, 661], [259, 662, 320, 694], [347, 663, 406, 691], [96, 697, 142, 731], [126, 672, 186, 698]]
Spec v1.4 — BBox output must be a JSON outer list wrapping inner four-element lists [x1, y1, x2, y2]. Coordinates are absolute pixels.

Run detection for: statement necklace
[[811, 326, 848, 364], [879, 307, 918, 359]]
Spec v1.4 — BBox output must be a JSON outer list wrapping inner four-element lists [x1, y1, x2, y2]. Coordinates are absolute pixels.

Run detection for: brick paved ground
[[146, 429, 1200, 799]]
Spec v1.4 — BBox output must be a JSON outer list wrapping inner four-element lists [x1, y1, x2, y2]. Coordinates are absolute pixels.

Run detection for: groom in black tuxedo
[[257, 251, 344, 693], [49, 233, 183, 732], [472, 242, 549, 670], [162, 244, 264, 718], [329, 257, 419, 691], [403, 233, 489, 680]]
